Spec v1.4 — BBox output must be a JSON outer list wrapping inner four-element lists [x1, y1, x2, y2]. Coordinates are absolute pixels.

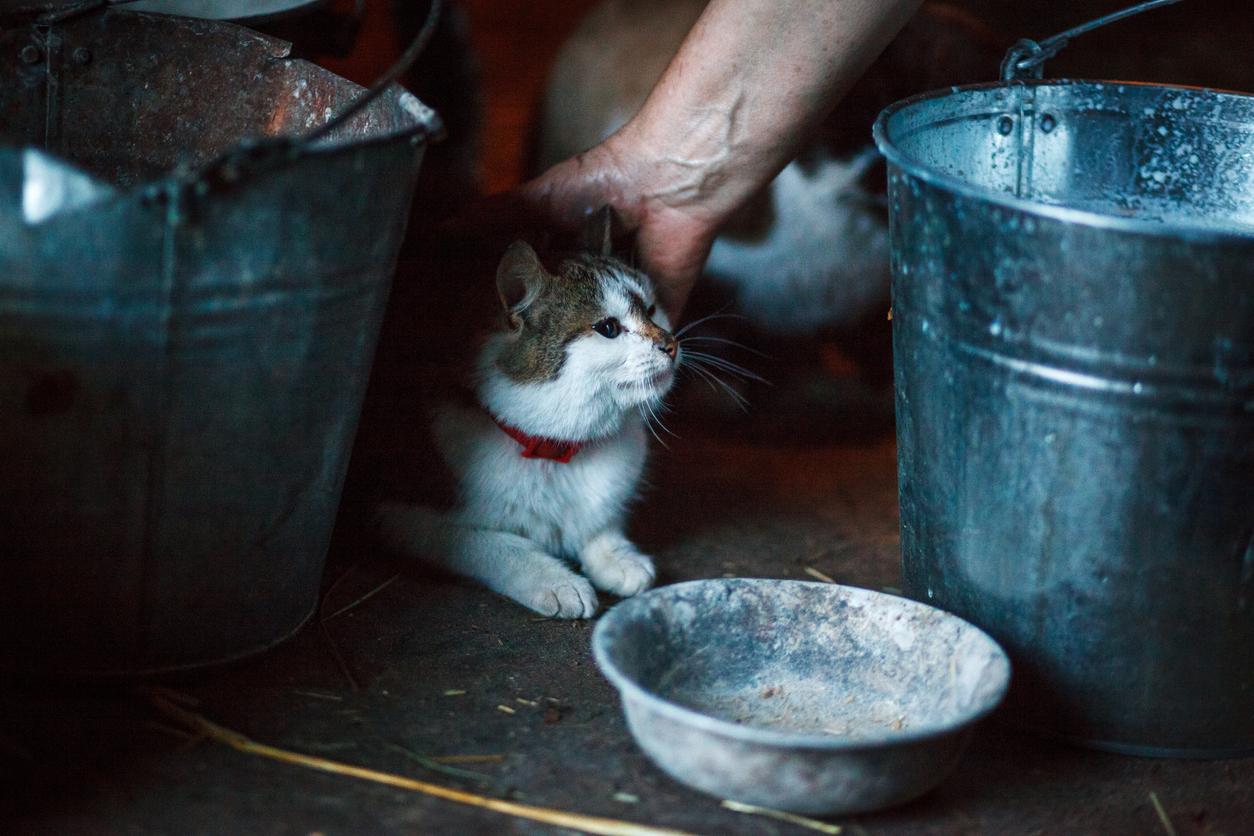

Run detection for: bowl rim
[[873, 78, 1254, 243], [591, 578, 1012, 751]]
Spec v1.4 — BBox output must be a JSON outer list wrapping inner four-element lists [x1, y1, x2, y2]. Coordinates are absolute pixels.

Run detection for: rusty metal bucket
[[874, 4, 1254, 756], [0, 8, 439, 675]]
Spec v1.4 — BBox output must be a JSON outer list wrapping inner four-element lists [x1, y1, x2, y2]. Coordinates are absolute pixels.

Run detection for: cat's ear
[[496, 241, 546, 327], [580, 205, 615, 258]]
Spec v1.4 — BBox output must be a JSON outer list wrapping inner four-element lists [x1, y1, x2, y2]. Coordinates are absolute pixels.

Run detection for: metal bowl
[[592, 579, 1011, 816]]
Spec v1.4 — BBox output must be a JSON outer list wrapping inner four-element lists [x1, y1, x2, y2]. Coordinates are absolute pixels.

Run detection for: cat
[[375, 235, 678, 618]]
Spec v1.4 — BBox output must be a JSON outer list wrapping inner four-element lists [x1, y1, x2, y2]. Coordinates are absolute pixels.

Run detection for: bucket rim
[[0, 7, 442, 225], [872, 78, 1254, 243], [0, 80, 439, 228]]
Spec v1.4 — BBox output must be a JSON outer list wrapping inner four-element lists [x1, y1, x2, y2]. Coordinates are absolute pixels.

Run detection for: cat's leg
[[376, 503, 598, 618], [577, 530, 656, 598]]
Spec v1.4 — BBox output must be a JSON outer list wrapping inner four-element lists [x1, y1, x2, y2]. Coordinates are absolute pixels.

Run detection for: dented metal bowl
[[592, 579, 1011, 816]]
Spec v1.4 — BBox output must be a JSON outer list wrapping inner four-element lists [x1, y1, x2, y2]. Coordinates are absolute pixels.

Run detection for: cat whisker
[[683, 361, 750, 413], [685, 361, 768, 389], [640, 409, 665, 446], [682, 350, 757, 378], [674, 308, 746, 338], [638, 403, 671, 448], [682, 351, 771, 385], [645, 396, 678, 438], [678, 335, 772, 359], [701, 373, 751, 414], [680, 362, 724, 397]]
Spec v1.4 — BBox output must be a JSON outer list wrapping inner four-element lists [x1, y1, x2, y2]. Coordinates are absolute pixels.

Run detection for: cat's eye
[[592, 317, 622, 338], [646, 304, 657, 318]]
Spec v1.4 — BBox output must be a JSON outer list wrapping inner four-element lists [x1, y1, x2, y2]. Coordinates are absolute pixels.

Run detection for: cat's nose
[[657, 335, 677, 359]]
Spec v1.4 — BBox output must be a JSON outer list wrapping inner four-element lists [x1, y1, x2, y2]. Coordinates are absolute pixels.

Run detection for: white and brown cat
[[376, 237, 677, 618]]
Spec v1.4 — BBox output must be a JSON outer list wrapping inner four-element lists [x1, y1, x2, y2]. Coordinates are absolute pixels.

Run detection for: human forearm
[[615, 0, 922, 228], [520, 0, 921, 317]]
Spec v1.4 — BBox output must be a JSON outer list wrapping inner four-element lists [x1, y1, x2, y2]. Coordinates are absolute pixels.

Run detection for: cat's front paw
[[580, 534, 656, 598], [523, 572, 599, 619]]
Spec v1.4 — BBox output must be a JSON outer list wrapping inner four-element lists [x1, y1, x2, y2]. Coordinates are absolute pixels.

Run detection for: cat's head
[[477, 239, 678, 441]]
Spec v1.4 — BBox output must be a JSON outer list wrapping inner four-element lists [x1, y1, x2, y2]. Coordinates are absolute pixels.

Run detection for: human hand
[[457, 0, 922, 323], [515, 129, 724, 321]]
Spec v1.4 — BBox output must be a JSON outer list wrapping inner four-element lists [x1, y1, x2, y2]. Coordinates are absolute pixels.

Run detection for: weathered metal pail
[[874, 76, 1254, 756], [0, 9, 439, 675]]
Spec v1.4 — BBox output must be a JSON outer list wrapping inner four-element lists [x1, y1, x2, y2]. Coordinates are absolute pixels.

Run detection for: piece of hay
[[429, 754, 505, 765], [1149, 791, 1176, 836], [150, 695, 693, 836], [804, 567, 836, 584], [325, 574, 402, 621], [147, 686, 201, 706], [385, 743, 492, 785], [317, 568, 361, 691], [721, 799, 842, 834]]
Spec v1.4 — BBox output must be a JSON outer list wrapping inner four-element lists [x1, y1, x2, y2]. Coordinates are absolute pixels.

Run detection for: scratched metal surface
[[593, 579, 1010, 816]]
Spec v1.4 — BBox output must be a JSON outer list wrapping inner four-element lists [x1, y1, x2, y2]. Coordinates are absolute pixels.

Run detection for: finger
[[637, 235, 710, 324], [658, 271, 698, 325], [636, 204, 718, 322], [516, 144, 647, 234]]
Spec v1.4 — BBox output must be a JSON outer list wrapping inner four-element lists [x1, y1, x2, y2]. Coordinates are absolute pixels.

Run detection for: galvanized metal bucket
[[874, 24, 1254, 755], [0, 8, 439, 675]]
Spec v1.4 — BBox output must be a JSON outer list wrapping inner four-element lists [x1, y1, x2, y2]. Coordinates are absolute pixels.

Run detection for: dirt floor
[[5, 1, 1254, 834], [6, 373, 1254, 835], [6, 230, 1254, 834]]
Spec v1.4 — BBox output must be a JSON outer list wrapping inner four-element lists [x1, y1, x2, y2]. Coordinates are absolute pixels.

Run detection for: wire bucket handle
[[24, 0, 444, 201], [36, 0, 443, 141], [190, 0, 446, 188], [1001, 0, 1183, 81]]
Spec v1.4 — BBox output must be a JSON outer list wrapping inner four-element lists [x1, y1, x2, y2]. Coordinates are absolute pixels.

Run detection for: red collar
[[492, 416, 583, 463]]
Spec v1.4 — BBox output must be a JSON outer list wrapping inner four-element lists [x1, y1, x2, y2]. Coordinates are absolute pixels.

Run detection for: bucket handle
[[1001, 0, 1184, 81], [33, 0, 442, 141], [186, 0, 445, 191], [26, 0, 445, 198], [302, 0, 444, 145]]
